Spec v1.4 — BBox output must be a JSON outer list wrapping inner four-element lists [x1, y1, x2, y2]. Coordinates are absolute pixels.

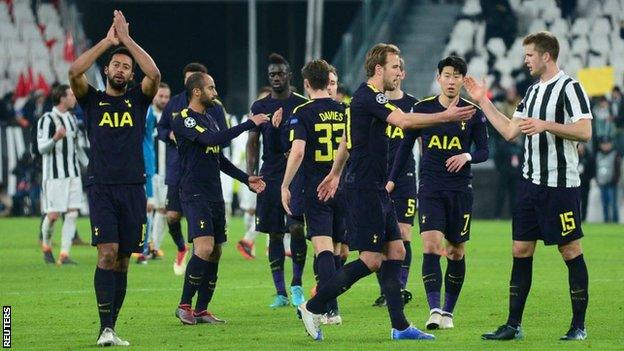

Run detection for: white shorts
[[41, 177, 83, 213], [221, 172, 234, 204], [152, 174, 168, 209], [238, 183, 256, 211]]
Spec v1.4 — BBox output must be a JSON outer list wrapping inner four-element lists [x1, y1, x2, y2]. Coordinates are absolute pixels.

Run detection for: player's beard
[[201, 95, 215, 108], [107, 75, 128, 91]]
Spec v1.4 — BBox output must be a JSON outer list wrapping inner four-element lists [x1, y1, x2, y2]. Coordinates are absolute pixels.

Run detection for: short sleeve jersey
[[344, 83, 397, 190], [77, 84, 151, 185], [290, 97, 346, 194]]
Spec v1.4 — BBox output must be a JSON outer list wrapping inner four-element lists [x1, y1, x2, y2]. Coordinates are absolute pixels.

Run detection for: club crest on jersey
[[516, 102, 525, 112], [375, 93, 388, 104], [184, 117, 197, 128]]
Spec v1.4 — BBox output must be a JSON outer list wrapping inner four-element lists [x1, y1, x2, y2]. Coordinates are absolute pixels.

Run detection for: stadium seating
[[439, 0, 624, 89], [0, 0, 75, 98]]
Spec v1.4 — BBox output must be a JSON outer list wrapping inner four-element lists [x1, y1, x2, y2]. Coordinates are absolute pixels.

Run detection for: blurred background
[[0, 0, 622, 223]]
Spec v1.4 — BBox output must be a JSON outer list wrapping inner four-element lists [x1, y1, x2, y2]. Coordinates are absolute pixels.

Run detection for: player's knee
[[512, 244, 533, 258], [387, 243, 406, 261], [65, 210, 78, 220], [47, 212, 60, 221], [360, 253, 382, 271], [288, 223, 305, 238], [422, 240, 443, 255], [167, 212, 181, 223], [558, 242, 582, 261], [209, 245, 222, 262], [269, 233, 284, 242], [97, 248, 118, 269], [446, 245, 464, 261]]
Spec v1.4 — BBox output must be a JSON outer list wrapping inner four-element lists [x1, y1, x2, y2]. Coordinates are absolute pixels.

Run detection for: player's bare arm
[[386, 97, 475, 130], [281, 139, 306, 215], [246, 129, 260, 175], [68, 24, 118, 98], [464, 76, 522, 141], [518, 118, 591, 142], [317, 132, 349, 201], [112, 10, 161, 97]]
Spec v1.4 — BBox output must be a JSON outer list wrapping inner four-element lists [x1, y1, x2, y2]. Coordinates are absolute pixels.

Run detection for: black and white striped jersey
[[37, 107, 82, 180], [513, 71, 592, 188]]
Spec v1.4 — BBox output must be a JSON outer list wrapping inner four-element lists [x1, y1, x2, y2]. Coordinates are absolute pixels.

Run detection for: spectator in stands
[[593, 95, 616, 141], [612, 87, 624, 154], [595, 137, 621, 223], [19, 90, 50, 129], [11, 153, 40, 216], [481, 0, 517, 47], [0, 92, 16, 126], [577, 142, 595, 221], [558, 0, 577, 20]]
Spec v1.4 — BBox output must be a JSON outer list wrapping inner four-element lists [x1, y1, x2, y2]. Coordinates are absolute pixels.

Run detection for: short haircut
[[158, 82, 170, 90], [51, 84, 70, 105], [399, 57, 405, 72], [183, 62, 208, 77], [301, 59, 331, 90], [185, 72, 206, 98], [268, 53, 290, 72], [328, 64, 337, 76], [337, 84, 350, 96], [364, 43, 401, 77], [523, 31, 559, 61], [437, 56, 467, 76], [107, 47, 135, 70]]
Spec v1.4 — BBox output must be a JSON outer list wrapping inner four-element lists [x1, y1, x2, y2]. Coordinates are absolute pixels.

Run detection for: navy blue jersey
[[250, 92, 308, 179], [390, 96, 489, 194], [78, 84, 151, 185], [344, 83, 397, 190], [290, 97, 346, 194], [172, 107, 253, 202], [156, 91, 229, 186], [386, 92, 419, 185]]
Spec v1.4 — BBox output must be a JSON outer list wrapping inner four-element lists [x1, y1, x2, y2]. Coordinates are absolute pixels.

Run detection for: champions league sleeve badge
[[376, 93, 389, 104], [184, 117, 197, 128]]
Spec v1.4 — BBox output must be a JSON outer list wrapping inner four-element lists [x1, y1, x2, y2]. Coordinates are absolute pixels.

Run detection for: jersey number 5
[[315, 123, 345, 161]]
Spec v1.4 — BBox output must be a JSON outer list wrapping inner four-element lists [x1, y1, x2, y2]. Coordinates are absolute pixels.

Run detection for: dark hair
[[337, 84, 350, 96], [364, 43, 401, 77], [182, 62, 208, 77], [159, 82, 170, 90], [185, 72, 206, 98], [268, 53, 290, 72], [51, 84, 70, 105], [437, 56, 467, 76], [301, 59, 331, 90], [107, 47, 135, 70], [523, 31, 559, 61]]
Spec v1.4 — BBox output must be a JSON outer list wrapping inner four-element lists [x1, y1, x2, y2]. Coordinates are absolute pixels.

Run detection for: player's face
[[105, 54, 134, 90], [437, 66, 464, 99], [523, 44, 547, 78], [199, 76, 218, 107], [268, 64, 291, 93], [60, 88, 77, 110], [328, 72, 338, 98], [153, 87, 171, 110], [381, 53, 401, 91]]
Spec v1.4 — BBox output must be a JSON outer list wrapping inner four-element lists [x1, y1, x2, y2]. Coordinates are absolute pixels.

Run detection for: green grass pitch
[[1, 217, 622, 350]]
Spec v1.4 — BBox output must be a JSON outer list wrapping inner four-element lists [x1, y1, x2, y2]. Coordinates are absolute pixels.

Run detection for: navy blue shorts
[[180, 191, 227, 244], [513, 179, 584, 246], [165, 183, 183, 213], [88, 184, 147, 254], [304, 194, 346, 243], [391, 174, 417, 225], [255, 178, 286, 234], [346, 188, 401, 253], [418, 190, 473, 244]]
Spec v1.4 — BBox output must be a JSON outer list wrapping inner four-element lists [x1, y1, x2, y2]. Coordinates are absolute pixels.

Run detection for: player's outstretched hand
[[385, 181, 395, 194], [518, 118, 546, 136], [271, 107, 284, 128], [105, 24, 119, 46], [317, 174, 339, 202], [446, 153, 470, 173], [445, 96, 475, 122], [250, 113, 270, 126], [113, 10, 130, 43], [464, 76, 487, 103], [281, 186, 292, 216], [248, 175, 266, 193]]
